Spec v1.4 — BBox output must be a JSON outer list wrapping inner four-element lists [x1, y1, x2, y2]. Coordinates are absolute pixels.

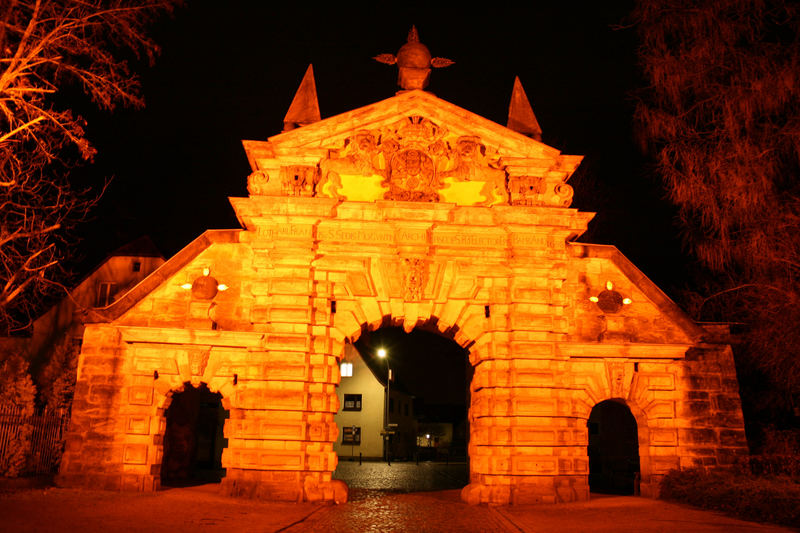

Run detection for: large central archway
[[333, 322, 472, 492]]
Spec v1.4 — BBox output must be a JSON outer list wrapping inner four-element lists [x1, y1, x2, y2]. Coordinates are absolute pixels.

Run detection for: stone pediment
[[243, 90, 582, 208]]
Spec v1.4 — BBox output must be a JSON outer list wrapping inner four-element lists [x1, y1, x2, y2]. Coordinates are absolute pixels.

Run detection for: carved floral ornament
[[247, 116, 575, 207]]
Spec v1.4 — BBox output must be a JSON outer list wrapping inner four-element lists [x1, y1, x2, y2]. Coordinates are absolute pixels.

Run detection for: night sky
[[68, 3, 689, 404]]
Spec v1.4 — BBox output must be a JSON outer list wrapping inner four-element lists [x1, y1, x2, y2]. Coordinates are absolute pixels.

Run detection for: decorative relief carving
[[384, 116, 445, 201], [403, 258, 428, 301], [507, 175, 573, 207], [280, 165, 318, 196], [247, 170, 270, 195], [554, 182, 574, 207], [190, 349, 210, 377], [388, 148, 439, 201], [607, 362, 628, 398], [316, 116, 509, 205], [319, 131, 384, 199], [508, 175, 545, 206]]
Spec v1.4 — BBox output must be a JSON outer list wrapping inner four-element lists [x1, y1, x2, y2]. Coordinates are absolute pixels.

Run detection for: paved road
[[333, 460, 468, 492], [1, 463, 795, 533], [284, 489, 514, 533]]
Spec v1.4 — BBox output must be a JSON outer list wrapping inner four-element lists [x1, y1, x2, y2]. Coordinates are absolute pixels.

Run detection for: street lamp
[[377, 347, 391, 463]]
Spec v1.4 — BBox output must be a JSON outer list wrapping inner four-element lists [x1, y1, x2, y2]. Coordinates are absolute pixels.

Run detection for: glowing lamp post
[[377, 347, 392, 463]]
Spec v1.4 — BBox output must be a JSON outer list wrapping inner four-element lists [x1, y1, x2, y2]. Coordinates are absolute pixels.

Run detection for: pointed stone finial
[[374, 26, 454, 92], [283, 64, 321, 131], [507, 76, 542, 141]]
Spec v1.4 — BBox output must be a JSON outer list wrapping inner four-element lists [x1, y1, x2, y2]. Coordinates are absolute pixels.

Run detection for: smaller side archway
[[160, 382, 229, 487], [587, 399, 641, 495]]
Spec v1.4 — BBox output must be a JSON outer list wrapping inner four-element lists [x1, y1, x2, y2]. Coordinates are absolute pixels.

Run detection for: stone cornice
[[117, 325, 264, 348], [556, 342, 691, 359]]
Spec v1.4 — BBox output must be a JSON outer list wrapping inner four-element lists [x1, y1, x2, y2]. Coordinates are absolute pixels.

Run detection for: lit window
[[340, 362, 353, 377], [343, 394, 362, 411]]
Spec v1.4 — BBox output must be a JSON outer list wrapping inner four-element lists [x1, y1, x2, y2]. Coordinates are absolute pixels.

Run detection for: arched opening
[[161, 382, 228, 487], [333, 323, 472, 492], [587, 399, 640, 495]]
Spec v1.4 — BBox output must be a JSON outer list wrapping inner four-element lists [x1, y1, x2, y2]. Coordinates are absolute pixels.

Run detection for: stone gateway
[[57, 52, 747, 505]]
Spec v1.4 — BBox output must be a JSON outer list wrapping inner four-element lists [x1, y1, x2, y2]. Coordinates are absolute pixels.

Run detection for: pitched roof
[[108, 235, 163, 259]]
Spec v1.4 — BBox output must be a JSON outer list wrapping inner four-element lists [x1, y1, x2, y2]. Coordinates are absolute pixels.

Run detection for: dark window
[[404, 403, 409, 416], [342, 426, 361, 445], [389, 398, 394, 413], [95, 282, 116, 307], [343, 394, 362, 411], [132, 261, 141, 272]]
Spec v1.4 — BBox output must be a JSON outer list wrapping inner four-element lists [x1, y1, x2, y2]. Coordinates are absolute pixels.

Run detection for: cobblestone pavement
[[283, 488, 516, 533], [333, 460, 468, 492]]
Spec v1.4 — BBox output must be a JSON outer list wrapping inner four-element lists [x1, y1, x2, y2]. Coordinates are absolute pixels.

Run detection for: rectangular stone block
[[261, 363, 309, 381], [89, 384, 118, 404], [646, 400, 675, 418], [269, 306, 312, 323], [123, 444, 148, 465], [128, 386, 153, 406], [650, 428, 678, 445], [269, 278, 312, 295], [509, 342, 554, 358], [265, 334, 311, 351], [645, 374, 676, 391], [132, 356, 179, 375], [126, 416, 150, 435]]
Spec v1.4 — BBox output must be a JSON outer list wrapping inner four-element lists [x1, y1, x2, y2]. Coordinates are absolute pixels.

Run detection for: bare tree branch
[[0, 0, 179, 333], [632, 0, 800, 421]]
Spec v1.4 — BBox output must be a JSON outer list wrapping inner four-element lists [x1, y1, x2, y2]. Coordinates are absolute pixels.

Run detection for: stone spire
[[374, 26, 454, 92], [283, 64, 321, 131], [507, 76, 542, 141]]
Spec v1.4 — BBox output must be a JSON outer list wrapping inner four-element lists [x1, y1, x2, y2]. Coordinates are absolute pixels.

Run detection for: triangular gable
[[82, 230, 241, 324], [264, 90, 558, 157], [243, 90, 582, 209], [564, 242, 704, 357]]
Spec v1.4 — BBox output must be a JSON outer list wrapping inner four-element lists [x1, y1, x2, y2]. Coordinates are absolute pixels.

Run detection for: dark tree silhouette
[[632, 0, 800, 434], [0, 0, 179, 333]]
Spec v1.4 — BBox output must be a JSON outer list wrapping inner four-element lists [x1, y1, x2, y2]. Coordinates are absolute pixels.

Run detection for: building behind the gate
[[56, 39, 747, 505], [334, 342, 416, 460]]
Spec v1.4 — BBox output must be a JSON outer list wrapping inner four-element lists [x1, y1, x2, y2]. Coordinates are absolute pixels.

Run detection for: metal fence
[[0, 405, 70, 475]]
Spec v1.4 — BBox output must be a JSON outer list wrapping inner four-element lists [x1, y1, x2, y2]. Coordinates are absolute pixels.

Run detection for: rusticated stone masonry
[[58, 89, 747, 505]]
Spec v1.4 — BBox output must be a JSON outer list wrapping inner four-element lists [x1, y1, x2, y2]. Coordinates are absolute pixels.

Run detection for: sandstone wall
[[58, 199, 748, 505]]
